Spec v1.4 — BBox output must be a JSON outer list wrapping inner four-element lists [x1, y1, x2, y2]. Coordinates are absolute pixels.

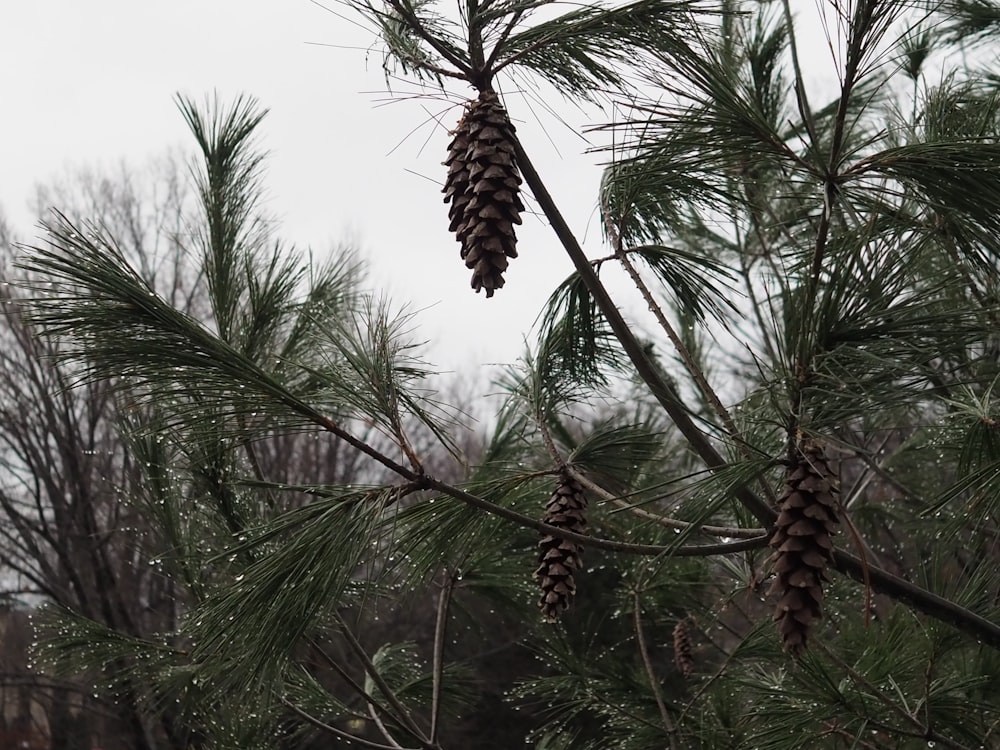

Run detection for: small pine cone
[[442, 90, 523, 298], [534, 473, 587, 622], [673, 618, 694, 678], [768, 438, 840, 655]]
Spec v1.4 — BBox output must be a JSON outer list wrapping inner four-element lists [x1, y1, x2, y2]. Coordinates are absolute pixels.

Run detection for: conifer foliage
[[15, 1, 1000, 749]]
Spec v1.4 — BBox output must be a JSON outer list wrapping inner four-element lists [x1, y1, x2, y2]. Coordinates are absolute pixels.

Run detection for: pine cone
[[768, 438, 840, 655], [442, 90, 523, 297], [673, 618, 694, 678], [534, 473, 587, 622]]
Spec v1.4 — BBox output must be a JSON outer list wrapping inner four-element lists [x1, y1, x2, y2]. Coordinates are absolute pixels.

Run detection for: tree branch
[[832, 548, 1000, 650], [386, 0, 473, 76], [513, 125, 1000, 652], [421, 475, 770, 556], [565, 465, 766, 539], [511, 134, 777, 528]]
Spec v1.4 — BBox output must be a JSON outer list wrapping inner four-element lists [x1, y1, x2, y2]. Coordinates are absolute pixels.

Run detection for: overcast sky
[[2, 2, 848, 381]]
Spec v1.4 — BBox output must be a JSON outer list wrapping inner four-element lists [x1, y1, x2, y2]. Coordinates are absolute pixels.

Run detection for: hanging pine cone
[[768, 438, 840, 655], [673, 618, 694, 678], [442, 90, 523, 297], [534, 473, 587, 622]]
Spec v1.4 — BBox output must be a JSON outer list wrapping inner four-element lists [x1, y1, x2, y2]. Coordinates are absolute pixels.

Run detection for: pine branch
[[421, 475, 769, 556], [605, 233, 779, 508], [510, 133, 777, 528], [379, 0, 472, 76], [780, 0, 818, 154], [305, 637, 405, 724], [565, 466, 766, 540], [21, 213, 770, 573], [513, 109, 1000, 654], [832, 549, 1000, 650], [817, 642, 974, 750], [370, 700, 409, 749]]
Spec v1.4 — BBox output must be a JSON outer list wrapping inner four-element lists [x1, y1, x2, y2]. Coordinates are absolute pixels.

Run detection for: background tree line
[[6, 1, 1000, 748]]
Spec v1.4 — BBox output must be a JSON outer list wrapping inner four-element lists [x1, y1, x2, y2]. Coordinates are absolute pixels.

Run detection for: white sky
[[1, 2, 855, 382]]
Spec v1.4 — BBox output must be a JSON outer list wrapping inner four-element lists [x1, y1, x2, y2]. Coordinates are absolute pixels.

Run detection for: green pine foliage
[[14, 2, 1000, 748]]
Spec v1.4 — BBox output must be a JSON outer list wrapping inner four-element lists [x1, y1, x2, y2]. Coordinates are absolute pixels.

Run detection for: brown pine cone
[[534, 473, 587, 622], [673, 618, 694, 678], [768, 438, 840, 655], [442, 90, 523, 297]]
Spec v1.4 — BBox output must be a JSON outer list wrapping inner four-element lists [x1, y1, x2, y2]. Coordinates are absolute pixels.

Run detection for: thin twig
[[535, 403, 566, 470], [739, 255, 780, 366], [678, 642, 737, 724], [318, 414, 418, 480], [601, 187, 773, 508], [612, 246, 778, 507], [538, 408, 755, 540], [483, 8, 525, 71], [421, 475, 769, 556], [818, 642, 972, 750], [429, 569, 455, 744], [370, 701, 407, 749], [305, 415, 767, 556], [840, 508, 874, 625], [617, 249, 738, 438], [789, 0, 872, 449], [731, 178, 780, 367], [396, 53, 469, 81], [307, 636, 402, 724], [922, 650, 936, 743], [281, 696, 420, 750], [387, 0, 472, 75], [820, 721, 883, 750], [780, 0, 819, 156], [333, 612, 432, 746], [633, 590, 679, 749], [847, 444, 924, 511], [864, 717, 972, 750], [387, 387, 424, 474], [566, 465, 765, 539]]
